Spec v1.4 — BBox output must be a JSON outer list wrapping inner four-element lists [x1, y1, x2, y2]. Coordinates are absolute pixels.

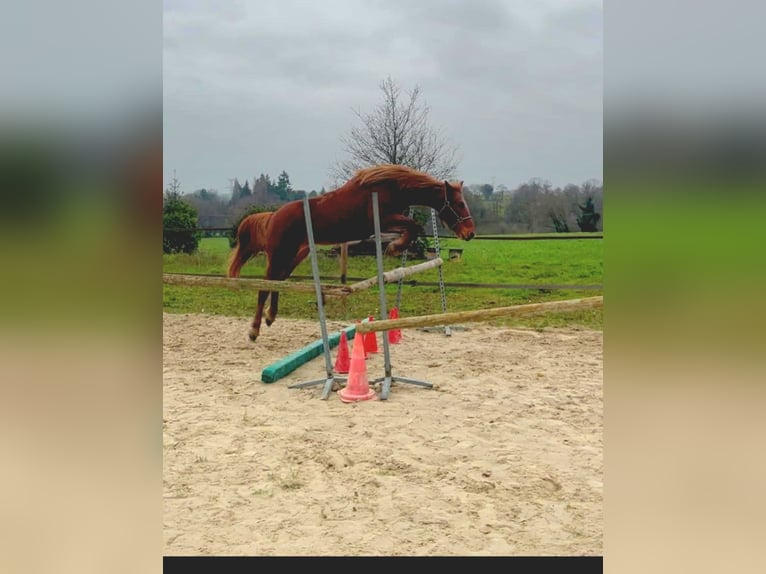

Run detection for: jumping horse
[[244, 164, 476, 342]]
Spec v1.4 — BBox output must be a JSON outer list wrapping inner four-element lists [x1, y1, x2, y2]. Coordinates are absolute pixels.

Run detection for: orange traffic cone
[[339, 332, 377, 403], [364, 316, 379, 354], [334, 330, 351, 374], [387, 307, 402, 344], [356, 320, 368, 359]]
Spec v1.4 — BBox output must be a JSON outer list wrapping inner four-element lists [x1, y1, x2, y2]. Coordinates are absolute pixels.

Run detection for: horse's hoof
[[248, 329, 258, 342], [265, 318, 274, 327], [265, 307, 274, 327]]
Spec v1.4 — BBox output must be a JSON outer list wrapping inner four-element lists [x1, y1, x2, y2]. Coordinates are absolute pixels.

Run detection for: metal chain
[[430, 207, 451, 336], [395, 207, 450, 336]]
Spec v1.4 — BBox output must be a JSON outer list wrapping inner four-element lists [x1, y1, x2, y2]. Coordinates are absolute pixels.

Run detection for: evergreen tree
[[275, 170, 292, 200], [576, 197, 601, 232], [163, 174, 201, 253], [229, 178, 242, 203]]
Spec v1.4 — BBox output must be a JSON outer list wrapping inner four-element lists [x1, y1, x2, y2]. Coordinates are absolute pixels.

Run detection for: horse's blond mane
[[354, 164, 443, 190]]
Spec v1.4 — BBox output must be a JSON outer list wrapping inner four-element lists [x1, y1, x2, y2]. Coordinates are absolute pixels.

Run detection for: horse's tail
[[227, 221, 252, 278]]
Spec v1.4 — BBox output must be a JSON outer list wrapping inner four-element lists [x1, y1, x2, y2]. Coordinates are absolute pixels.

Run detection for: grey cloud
[[164, 0, 602, 192]]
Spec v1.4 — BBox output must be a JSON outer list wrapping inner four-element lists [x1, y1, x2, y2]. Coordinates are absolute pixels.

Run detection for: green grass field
[[163, 235, 603, 330]]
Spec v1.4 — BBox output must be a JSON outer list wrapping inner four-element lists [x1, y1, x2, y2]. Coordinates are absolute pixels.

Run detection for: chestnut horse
[[247, 164, 476, 342], [227, 211, 274, 278]]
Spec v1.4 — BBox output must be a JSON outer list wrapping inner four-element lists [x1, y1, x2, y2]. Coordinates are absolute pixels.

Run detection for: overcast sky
[[164, 0, 602, 194]]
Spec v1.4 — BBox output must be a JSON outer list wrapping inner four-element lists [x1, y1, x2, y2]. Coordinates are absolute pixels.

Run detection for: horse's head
[[439, 180, 476, 240]]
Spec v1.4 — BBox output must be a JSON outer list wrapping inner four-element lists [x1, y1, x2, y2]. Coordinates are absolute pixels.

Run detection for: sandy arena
[[163, 312, 602, 556]]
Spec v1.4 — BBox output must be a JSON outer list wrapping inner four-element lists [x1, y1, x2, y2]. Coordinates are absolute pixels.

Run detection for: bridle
[[438, 181, 473, 231]]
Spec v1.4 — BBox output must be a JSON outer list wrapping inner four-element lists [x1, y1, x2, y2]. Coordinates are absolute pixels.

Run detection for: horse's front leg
[[265, 243, 310, 327], [380, 214, 424, 256]]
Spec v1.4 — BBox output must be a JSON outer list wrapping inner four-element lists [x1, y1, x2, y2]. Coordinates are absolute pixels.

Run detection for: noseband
[[438, 181, 473, 231]]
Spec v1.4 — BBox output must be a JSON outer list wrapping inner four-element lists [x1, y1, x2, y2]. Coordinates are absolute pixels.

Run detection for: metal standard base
[[288, 376, 347, 400], [371, 376, 433, 401], [370, 191, 434, 401], [287, 192, 435, 402], [418, 325, 469, 333], [289, 195, 344, 400]]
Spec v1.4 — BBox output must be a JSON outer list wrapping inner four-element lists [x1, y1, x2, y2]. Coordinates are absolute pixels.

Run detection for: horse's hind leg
[[249, 289, 270, 342], [228, 222, 257, 278], [228, 246, 255, 278]]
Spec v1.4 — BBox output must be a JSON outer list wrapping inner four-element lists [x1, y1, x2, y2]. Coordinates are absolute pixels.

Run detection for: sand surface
[[163, 312, 602, 556]]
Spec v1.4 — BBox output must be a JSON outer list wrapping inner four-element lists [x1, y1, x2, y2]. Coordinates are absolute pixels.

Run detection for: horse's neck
[[408, 185, 444, 210]]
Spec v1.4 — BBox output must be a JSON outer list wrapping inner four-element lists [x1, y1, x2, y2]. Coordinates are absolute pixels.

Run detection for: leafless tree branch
[[330, 76, 459, 185]]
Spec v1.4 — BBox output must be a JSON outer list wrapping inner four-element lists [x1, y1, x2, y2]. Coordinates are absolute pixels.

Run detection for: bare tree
[[331, 76, 459, 185]]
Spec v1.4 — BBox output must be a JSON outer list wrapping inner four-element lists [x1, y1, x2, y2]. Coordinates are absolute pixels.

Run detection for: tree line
[[163, 170, 602, 254], [180, 173, 602, 234], [462, 178, 602, 234], [178, 170, 330, 231]]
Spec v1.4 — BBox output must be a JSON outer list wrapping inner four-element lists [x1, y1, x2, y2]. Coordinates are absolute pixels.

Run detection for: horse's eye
[[457, 202, 465, 209]]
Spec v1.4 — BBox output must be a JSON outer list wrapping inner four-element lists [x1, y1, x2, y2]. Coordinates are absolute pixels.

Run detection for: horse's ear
[[460, 180, 464, 187]]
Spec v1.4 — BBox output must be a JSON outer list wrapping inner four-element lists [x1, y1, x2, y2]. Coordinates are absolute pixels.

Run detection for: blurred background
[[0, 1, 161, 573], [605, 1, 765, 573]]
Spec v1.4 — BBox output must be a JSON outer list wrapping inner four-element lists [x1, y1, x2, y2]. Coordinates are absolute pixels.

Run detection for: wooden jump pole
[[344, 257, 444, 294], [355, 296, 604, 333], [162, 273, 348, 297]]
